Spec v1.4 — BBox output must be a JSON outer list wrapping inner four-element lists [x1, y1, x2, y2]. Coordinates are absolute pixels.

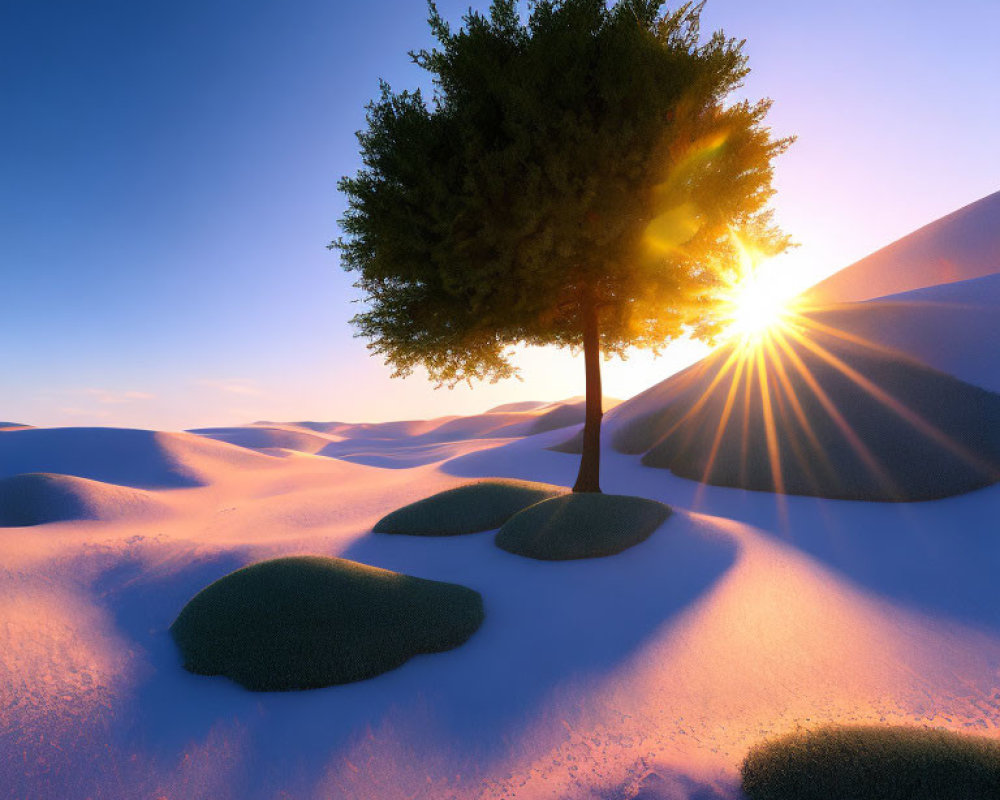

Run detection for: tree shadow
[[84, 506, 736, 793], [336, 512, 738, 764]]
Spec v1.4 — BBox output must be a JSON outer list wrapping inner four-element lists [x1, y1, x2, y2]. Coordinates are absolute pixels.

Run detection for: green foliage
[[374, 478, 566, 535], [335, 0, 792, 385], [170, 556, 484, 691], [741, 725, 1000, 800], [495, 492, 671, 559]]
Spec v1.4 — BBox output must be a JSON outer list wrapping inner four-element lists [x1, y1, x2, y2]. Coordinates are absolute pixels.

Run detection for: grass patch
[[741, 725, 1000, 800], [495, 493, 671, 560], [373, 478, 567, 536], [170, 556, 484, 691]]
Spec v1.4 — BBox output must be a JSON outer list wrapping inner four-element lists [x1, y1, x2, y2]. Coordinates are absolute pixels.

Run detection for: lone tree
[[336, 0, 792, 493]]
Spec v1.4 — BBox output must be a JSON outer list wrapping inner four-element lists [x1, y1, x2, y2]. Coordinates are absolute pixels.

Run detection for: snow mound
[[315, 418, 457, 440], [804, 189, 1000, 303], [604, 322, 1000, 501], [336, 397, 621, 444], [0, 473, 167, 527], [188, 425, 338, 454], [486, 401, 549, 413], [804, 272, 1000, 394], [527, 399, 593, 435], [314, 398, 619, 467], [0, 427, 276, 488], [284, 398, 622, 453]]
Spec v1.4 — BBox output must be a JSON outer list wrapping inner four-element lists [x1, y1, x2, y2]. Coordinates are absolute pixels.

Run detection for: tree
[[335, 0, 792, 493]]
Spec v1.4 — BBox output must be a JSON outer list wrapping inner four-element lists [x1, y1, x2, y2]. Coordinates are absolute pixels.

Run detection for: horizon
[[3, 0, 999, 431]]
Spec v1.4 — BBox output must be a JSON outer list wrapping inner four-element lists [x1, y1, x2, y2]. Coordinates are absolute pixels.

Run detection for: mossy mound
[[741, 725, 1000, 800], [170, 556, 484, 691], [495, 493, 671, 560], [373, 479, 567, 536]]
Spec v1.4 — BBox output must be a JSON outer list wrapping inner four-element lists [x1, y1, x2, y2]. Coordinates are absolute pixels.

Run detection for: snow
[[806, 271, 1000, 393], [804, 189, 1000, 303], [2, 408, 999, 799], [5, 195, 1000, 798], [0, 427, 277, 488]]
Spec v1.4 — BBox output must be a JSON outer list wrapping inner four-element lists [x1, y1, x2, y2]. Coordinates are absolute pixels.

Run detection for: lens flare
[[718, 237, 801, 343]]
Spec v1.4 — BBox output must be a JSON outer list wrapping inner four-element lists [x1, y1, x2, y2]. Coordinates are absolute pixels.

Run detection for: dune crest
[[803, 272, 1000, 394], [0, 427, 276, 488], [0, 473, 168, 526], [600, 318, 1000, 501], [187, 425, 341, 454], [804, 189, 1000, 304]]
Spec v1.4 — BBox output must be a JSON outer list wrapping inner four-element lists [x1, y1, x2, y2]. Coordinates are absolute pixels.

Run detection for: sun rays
[[716, 235, 803, 345], [632, 252, 1000, 507]]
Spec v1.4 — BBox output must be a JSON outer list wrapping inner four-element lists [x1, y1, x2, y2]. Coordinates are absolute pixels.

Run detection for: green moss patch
[[495, 493, 671, 560], [741, 725, 1000, 800], [373, 479, 567, 536], [170, 556, 484, 691]]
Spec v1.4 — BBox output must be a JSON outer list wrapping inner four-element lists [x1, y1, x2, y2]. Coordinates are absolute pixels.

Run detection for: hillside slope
[[804, 189, 1000, 303]]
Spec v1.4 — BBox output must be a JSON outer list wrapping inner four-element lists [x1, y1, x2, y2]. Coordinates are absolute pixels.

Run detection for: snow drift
[[602, 323, 1000, 501], [804, 272, 1000, 394], [0, 473, 167, 526], [0, 427, 276, 488], [307, 397, 619, 468], [187, 425, 340, 455]]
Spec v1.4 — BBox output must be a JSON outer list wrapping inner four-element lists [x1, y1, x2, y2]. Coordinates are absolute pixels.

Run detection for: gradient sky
[[2, 0, 998, 430]]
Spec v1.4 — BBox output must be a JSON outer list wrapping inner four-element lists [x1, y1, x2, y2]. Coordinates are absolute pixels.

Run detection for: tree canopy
[[335, 0, 792, 387]]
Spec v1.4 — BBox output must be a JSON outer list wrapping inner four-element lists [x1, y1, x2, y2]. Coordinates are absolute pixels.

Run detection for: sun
[[718, 241, 802, 343], [725, 269, 794, 337]]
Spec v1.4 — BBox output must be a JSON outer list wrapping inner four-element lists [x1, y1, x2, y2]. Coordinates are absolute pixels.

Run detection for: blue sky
[[2, 0, 998, 429]]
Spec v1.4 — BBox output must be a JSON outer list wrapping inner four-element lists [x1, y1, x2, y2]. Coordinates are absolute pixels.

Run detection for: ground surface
[[8, 183, 999, 800], [2, 407, 999, 800]]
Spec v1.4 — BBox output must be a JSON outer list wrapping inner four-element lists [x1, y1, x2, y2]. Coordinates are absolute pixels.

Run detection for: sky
[[2, 0, 998, 431]]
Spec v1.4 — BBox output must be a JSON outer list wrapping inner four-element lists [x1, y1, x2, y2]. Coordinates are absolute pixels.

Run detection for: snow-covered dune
[[0, 473, 168, 527], [598, 323, 1000, 500], [486, 400, 549, 412], [5, 195, 1000, 798], [0, 427, 276, 488], [4, 418, 999, 800], [804, 189, 1000, 304], [805, 271, 1000, 393], [292, 398, 619, 468], [571, 193, 1000, 500], [187, 424, 341, 455]]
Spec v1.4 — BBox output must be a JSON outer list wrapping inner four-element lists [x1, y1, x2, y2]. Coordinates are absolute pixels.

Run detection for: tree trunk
[[572, 295, 602, 493]]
